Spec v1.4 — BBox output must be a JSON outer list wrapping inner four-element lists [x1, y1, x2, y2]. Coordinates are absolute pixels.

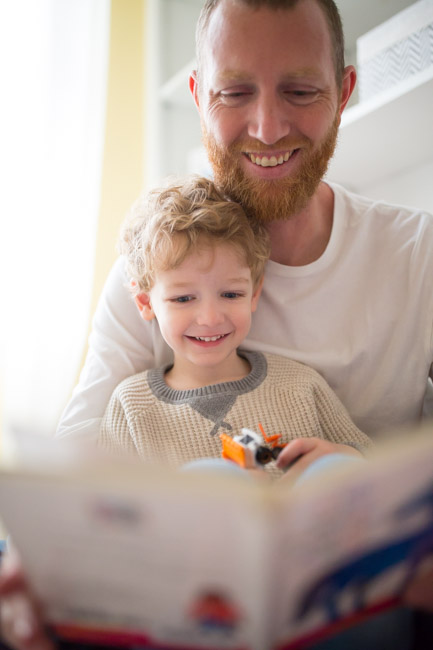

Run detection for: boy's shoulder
[[111, 369, 156, 414], [262, 352, 329, 388]]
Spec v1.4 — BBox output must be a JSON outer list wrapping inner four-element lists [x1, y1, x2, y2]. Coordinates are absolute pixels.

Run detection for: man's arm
[[56, 257, 171, 441]]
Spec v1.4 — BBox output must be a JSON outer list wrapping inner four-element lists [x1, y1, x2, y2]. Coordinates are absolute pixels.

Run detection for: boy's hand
[[0, 548, 54, 650], [276, 437, 363, 483]]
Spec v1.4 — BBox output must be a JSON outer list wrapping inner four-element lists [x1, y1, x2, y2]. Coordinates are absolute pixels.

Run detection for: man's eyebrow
[[216, 69, 254, 83], [280, 67, 324, 82], [216, 67, 322, 83]]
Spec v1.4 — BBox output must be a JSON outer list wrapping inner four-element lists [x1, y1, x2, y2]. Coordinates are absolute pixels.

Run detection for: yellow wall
[[89, 0, 146, 322]]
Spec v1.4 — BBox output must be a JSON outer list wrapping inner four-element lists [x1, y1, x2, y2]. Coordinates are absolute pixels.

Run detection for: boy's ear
[[135, 292, 155, 321], [251, 276, 264, 313]]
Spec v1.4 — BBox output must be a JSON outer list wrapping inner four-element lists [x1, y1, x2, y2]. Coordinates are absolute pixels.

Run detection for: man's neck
[[267, 182, 334, 267]]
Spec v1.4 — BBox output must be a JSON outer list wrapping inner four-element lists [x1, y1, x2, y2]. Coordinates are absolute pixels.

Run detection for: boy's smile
[[186, 333, 230, 345], [135, 242, 262, 389]]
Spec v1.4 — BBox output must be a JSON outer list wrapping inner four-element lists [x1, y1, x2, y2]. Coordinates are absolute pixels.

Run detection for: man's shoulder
[[330, 183, 433, 261], [331, 182, 433, 224]]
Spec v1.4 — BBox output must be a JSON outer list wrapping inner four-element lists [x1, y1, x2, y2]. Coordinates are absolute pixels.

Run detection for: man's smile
[[245, 150, 296, 167]]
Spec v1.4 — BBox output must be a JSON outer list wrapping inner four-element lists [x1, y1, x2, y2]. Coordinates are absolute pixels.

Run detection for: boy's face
[[135, 243, 262, 374]]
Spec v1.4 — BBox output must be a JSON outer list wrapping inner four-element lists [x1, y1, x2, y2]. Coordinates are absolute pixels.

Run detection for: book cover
[[0, 428, 432, 649]]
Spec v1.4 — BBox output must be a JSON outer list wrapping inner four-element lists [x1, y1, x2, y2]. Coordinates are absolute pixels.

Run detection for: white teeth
[[248, 151, 293, 167], [195, 335, 224, 342]]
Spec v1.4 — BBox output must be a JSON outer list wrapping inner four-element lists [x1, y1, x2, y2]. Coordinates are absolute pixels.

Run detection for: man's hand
[[276, 437, 364, 483], [0, 548, 54, 650]]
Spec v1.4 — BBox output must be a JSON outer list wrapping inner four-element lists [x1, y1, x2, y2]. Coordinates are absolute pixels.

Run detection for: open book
[[0, 427, 433, 650]]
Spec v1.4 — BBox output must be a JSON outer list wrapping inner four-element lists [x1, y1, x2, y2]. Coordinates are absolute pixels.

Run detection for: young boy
[[98, 176, 371, 478]]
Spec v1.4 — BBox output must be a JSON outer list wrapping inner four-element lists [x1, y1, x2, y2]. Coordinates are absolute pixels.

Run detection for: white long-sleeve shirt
[[57, 183, 433, 440]]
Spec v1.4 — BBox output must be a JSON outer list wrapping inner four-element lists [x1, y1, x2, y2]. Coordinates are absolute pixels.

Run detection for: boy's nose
[[195, 301, 225, 326]]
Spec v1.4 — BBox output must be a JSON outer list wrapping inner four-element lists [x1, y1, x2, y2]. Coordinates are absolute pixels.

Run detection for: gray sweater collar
[[148, 350, 267, 404]]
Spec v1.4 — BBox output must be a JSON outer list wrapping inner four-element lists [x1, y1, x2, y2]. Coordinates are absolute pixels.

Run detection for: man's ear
[[135, 292, 155, 321], [337, 65, 357, 119], [251, 276, 264, 313], [189, 69, 200, 110]]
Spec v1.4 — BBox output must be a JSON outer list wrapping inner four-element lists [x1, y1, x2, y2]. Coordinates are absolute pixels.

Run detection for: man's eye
[[220, 90, 252, 103], [284, 90, 317, 104]]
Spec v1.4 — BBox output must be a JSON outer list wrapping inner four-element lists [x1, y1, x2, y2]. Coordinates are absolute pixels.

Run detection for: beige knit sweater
[[98, 351, 371, 478]]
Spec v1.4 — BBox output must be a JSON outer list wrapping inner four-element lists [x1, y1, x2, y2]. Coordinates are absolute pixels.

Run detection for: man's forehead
[[205, 0, 316, 29], [203, 0, 331, 53], [200, 0, 334, 85]]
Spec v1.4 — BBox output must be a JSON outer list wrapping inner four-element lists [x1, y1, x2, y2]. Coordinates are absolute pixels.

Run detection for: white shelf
[[327, 66, 433, 188]]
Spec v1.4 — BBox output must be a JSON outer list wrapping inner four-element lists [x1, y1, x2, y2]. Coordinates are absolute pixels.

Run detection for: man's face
[[191, 0, 348, 221]]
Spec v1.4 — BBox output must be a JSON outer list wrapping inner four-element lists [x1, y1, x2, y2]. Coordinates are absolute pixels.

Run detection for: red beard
[[202, 115, 339, 222]]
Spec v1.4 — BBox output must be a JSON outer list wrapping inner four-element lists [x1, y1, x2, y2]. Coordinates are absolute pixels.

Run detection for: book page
[[0, 449, 275, 650], [270, 431, 433, 648]]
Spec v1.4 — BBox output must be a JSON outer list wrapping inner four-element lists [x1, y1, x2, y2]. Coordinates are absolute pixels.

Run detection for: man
[[57, 0, 433, 444], [2, 1, 433, 648]]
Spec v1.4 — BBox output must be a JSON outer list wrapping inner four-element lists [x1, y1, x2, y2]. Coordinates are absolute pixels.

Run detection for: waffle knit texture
[[98, 351, 372, 479]]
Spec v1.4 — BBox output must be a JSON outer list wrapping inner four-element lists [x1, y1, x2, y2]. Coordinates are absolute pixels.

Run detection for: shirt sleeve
[[56, 257, 170, 441], [312, 374, 374, 453]]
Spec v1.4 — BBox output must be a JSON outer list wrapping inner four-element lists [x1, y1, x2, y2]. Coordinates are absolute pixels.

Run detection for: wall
[[88, 0, 146, 327]]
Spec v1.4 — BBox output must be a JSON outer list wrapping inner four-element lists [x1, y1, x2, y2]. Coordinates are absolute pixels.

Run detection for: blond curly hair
[[119, 175, 270, 296]]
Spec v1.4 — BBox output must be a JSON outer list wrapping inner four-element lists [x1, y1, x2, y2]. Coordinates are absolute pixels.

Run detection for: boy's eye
[[222, 292, 242, 299], [171, 295, 193, 303]]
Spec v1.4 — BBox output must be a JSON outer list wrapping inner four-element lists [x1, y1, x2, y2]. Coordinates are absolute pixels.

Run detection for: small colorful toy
[[220, 423, 286, 469]]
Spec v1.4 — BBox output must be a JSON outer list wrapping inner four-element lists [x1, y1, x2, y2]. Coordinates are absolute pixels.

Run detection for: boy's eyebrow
[[166, 276, 251, 290], [214, 274, 252, 283]]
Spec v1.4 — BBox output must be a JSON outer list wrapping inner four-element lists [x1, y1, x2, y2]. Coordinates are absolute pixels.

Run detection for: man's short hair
[[119, 175, 271, 295], [195, 0, 345, 89]]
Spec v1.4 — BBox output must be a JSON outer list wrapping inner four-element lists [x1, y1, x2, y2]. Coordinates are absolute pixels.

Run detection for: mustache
[[227, 136, 313, 154]]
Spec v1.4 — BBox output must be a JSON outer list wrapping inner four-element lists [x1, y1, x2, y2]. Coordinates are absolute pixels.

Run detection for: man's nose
[[247, 95, 290, 145]]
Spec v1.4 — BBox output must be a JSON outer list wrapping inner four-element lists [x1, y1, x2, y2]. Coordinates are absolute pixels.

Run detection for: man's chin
[[203, 116, 339, 222], [215, 172, 320, 222]]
